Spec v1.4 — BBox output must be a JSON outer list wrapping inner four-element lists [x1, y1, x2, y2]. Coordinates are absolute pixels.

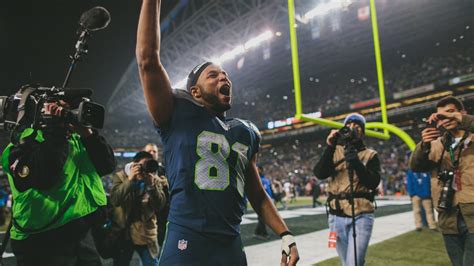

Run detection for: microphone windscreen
[[79, 6, 111, 31]]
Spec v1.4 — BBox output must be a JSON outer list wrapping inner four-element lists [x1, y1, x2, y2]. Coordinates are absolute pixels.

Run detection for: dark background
[[0, 0, 175, 104]]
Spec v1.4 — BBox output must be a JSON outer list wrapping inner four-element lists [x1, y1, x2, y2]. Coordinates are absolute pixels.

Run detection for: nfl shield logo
[[178, 239, 188, 251]]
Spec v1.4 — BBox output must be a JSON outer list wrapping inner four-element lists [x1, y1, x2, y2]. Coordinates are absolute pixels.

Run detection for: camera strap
[[447, 131, 468, 167], [447, 131, 469, 191]]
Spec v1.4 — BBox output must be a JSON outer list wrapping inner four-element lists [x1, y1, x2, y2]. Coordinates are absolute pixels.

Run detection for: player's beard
[[201, 90, 231, 113]]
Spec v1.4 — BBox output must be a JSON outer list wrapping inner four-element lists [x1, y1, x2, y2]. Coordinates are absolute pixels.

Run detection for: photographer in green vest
[[2, 100, 116, 265]]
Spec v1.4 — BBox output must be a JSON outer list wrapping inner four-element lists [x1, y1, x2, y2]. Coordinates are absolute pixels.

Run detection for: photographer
[[313, 113, 381, 266], [410, 96, 474, 265], [2, 100, 116, 265], [109, 151, 166, 266], [142, 143, 170, 250]]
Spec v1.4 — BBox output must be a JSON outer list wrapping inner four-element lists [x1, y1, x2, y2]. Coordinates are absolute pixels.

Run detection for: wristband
[[280, 231, 293, 238], [280, 231, 296, 256]]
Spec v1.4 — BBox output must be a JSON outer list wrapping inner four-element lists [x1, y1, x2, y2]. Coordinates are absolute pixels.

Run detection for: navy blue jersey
[[156, 90, 260, 237]]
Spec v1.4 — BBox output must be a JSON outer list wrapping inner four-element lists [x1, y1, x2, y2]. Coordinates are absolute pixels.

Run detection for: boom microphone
[[79, 6, 111, 31]]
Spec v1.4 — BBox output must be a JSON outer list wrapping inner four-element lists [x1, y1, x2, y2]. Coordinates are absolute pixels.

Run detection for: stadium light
[[173, 30, 274, 88], [219, 45, 245, 62], [244, 30, 273, 50], [304, 0, 351, 20]]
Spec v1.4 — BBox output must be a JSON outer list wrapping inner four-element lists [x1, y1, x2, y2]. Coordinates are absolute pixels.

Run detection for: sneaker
[[415, 227, 422, 232]]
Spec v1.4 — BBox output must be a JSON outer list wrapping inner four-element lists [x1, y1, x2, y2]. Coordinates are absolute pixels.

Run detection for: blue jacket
[[406, 170, 431, 199], [260, 175, 273, 198]]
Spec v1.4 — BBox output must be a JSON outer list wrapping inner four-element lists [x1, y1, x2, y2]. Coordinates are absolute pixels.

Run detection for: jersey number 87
[[194, 131, 249, 191]]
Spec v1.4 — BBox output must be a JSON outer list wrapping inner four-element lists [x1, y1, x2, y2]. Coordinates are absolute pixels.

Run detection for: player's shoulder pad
[[235, 119, 261, 141], [172, 89, 204, 107]]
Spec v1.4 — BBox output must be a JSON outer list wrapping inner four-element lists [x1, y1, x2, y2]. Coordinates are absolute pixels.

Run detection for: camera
[[0, 85, 104, 139], [437, 169, 455, 210], [336, 126, 358, 145], [141, 159, 160, 174], [126, 159, 166, 176], [425, 120, 437, 129]]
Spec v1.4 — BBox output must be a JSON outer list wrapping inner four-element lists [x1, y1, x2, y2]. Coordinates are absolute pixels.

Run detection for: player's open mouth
[[219, 84, 231, 96]]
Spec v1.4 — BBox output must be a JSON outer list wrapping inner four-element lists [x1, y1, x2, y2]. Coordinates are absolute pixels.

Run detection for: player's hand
[[326, 129, 339, 146], [421, 127, 440, 144], [280, 232, 299, 266]]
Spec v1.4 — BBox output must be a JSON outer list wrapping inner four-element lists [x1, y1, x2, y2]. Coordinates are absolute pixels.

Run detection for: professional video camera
[[0, 85, 104, 132], [335, 126, 359, 146]]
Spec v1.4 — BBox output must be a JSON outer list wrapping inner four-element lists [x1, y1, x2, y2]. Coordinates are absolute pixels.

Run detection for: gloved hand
[[281, 232, 296, 256], [280, 231, 299, 266], [344, 146, 359, 164]]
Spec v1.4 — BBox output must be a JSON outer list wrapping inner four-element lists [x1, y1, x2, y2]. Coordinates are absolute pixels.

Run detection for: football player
[[136, 0, 300, 265]]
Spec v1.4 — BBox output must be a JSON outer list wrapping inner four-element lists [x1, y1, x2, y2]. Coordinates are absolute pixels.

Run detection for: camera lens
[[143, 159, 159, 173]]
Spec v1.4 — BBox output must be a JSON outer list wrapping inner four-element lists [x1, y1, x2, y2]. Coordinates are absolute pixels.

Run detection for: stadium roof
[[106, 0, 473, 123]]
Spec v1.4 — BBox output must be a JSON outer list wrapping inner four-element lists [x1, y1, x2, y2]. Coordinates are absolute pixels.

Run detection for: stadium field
[[316, 229, 450, 266], [241, 199, 412, 246]]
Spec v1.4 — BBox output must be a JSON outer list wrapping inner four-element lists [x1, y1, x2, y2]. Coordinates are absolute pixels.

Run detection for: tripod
[[346, 145, 358, 266]]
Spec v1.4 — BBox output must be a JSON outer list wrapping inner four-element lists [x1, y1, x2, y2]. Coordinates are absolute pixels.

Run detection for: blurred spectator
[[271, 178, 286, 209], [406, 166, 437, 231], [254, 166, 273, 240]]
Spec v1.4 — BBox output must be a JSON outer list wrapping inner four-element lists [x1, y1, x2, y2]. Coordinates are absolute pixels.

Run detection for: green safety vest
[[1, 128, 107, 240]]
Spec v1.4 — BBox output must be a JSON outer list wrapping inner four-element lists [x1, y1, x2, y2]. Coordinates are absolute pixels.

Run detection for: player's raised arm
[[136, 0, 174, 127], [245, 154, 300, 266]]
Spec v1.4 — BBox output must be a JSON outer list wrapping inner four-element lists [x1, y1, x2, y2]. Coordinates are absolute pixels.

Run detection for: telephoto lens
[[142, 159, 159, 173], [438, 170, 455, 210]]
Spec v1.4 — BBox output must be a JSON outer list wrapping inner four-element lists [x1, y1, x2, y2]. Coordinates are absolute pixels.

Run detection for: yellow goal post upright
[[287, 0, 416, 151]]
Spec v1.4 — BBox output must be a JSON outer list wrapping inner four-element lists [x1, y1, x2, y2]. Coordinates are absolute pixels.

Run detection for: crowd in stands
[[258, 134, 413, 199], [229, 44, 474, 128], [99, 43, 473, 149]]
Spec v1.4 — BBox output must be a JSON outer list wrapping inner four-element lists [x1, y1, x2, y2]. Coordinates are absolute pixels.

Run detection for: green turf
[[241, 203, 412, 246], [315, 229, 450, 266]]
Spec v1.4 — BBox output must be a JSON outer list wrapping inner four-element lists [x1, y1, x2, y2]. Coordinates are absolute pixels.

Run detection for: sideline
[[245, 211, 415, 266]]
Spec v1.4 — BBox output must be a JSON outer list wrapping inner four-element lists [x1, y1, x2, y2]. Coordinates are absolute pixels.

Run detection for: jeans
[[328, 213, 374, 266], [443, 213, 474, 266]]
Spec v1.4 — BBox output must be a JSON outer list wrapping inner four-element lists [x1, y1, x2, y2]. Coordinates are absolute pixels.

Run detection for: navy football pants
[[158, 223, 247, 266]]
